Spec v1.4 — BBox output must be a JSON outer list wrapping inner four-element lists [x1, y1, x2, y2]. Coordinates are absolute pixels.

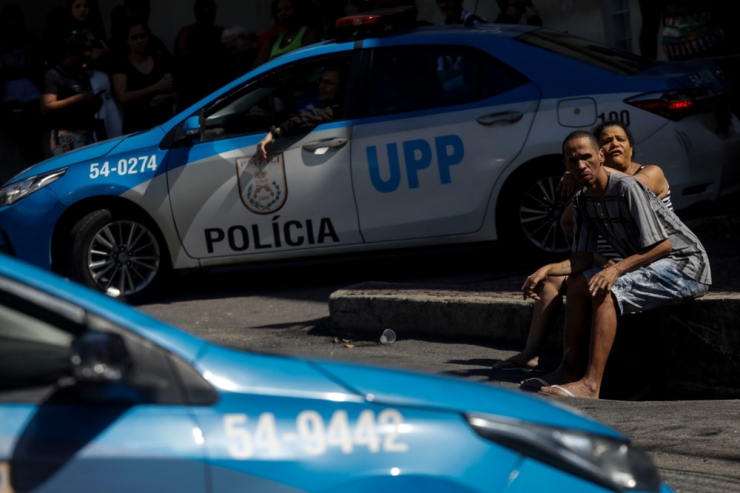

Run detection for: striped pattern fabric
[[573, 173, 710, 285], [596, 166, 673, 261]]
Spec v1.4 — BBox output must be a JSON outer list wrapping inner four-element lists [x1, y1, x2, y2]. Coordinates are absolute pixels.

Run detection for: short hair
[[562, 130, 599, 155], [593, 120, 635, 154]]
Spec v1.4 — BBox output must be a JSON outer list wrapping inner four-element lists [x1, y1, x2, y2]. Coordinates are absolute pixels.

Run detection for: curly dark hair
[[593, 120, 635, 154]]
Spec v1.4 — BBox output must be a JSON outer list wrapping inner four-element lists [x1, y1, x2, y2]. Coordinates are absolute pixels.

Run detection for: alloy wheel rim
[[519, 176, 573, 253], [87, 220, 161, 297]]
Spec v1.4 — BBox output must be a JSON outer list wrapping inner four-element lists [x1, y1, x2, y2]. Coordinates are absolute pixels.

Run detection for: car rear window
[[366, 46, 527, 117], [517, 29, 656, 76]]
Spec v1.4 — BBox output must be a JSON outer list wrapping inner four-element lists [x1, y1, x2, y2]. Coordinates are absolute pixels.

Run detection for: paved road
[[139, 238, 740, 493]]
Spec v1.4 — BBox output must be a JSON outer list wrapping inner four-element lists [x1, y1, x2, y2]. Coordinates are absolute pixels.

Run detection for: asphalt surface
[[139, 193, 740, 493]]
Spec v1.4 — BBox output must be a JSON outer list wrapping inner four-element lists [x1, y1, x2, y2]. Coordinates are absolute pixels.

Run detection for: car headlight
[[0, 168, 67, 207], [466, 413, 661, 492]]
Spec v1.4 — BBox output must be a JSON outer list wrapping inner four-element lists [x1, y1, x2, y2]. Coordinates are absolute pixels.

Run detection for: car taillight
[[625, 89, 725, 121]]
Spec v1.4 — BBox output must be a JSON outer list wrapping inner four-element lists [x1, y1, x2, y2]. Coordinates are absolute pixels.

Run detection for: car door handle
[[302, 137, 348, 153], [476, 111, 524, 125]]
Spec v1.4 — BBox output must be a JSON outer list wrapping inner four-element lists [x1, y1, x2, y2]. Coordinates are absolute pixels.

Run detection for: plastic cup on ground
[[380, 328, 396, 344]]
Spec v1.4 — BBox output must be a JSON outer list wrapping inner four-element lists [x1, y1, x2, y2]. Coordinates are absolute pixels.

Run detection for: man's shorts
[[583, 258, 709, 316]]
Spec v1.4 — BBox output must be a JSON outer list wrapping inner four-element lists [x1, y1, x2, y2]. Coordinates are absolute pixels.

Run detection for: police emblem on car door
[[237, 154, 288, 214]]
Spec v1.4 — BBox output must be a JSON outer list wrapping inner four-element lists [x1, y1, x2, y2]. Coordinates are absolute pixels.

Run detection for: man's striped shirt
[[573, 172, 711, 285]]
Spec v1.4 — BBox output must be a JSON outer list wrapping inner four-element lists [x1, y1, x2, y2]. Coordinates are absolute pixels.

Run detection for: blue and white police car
[[1, 9, 738, 301], [0, 253, 672, 493]]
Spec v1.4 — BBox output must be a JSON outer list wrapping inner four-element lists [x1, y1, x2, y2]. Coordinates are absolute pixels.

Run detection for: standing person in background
[[67, 0, 122, 141], [253, 0, 323, 68], [256, 0, 285, 56], [112, 22, 174, 134], [40, 33, 102, 157], [436, 0, 487, 26], [221, 26, 258, 82], [174, 0, 229, 111], [0, 4, 44, 167], [110, 0, 170, 60], [494, 0, 542, 26], [637, 0, 664, 59]]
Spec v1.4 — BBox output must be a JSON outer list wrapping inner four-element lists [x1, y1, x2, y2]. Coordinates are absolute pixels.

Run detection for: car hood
[[197, 345, 621, 439], [314, 360, 621, 437], [4, 135, 128, 185]]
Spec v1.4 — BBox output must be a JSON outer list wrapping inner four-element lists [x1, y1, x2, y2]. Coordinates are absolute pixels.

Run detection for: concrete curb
[[329, 214, 740, 395], [329, 284, 740, 391]]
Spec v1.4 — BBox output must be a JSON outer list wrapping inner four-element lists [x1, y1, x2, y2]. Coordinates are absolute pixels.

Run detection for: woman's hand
[[522, 266, 551, 301]]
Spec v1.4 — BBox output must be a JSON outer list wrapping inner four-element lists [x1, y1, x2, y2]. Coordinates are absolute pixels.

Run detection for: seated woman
[[112, 22, 175, 135], [493, 120, 672, 372]]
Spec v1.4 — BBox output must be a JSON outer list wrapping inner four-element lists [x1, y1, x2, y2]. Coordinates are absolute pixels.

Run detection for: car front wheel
[[68, 209, 168, 303]]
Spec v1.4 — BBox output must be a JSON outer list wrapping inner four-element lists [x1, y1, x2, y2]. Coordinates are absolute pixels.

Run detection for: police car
[[0, 253, 672, 493], [1, 9, 738, 302]]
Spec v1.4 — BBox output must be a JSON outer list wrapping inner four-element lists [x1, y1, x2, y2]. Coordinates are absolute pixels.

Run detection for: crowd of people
[[0, 0, 543, 163]]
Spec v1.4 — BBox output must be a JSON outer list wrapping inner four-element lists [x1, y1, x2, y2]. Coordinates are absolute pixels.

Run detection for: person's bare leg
[[541, 288, 618, 399], [522, 273, 590, 389], [494, 276, 566, 370]]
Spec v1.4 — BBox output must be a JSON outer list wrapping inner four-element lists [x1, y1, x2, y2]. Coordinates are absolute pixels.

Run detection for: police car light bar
[[335, 6, 417, 39]]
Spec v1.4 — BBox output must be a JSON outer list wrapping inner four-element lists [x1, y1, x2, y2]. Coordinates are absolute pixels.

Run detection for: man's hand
[[255, 141, 267, 160], [556, 171, 578, 197], [522, 266, 551, 301], [587, 265, 621, 297]]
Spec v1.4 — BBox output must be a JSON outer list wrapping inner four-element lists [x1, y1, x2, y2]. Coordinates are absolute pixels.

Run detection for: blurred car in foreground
[[0, 254, 673, 493], [1, 9, 738, 302]]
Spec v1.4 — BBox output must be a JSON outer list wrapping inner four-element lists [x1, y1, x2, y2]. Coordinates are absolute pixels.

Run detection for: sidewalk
[[328, 214, 740, 399]]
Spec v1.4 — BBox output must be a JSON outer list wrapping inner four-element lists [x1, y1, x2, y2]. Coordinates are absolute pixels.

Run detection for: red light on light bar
[[336, 14, 385, 28]]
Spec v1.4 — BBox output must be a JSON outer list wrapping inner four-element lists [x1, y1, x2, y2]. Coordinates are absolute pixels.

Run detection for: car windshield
[[517, 28, 656, 76]]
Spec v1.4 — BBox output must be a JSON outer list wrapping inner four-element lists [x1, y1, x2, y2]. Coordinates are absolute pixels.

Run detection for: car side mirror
[[71, 331, 133, 383], [183, 115, 201, 138]]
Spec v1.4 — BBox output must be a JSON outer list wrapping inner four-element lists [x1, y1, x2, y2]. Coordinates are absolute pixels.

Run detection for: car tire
[[497, 160, 573, 257], [68, 208, 169, 304]]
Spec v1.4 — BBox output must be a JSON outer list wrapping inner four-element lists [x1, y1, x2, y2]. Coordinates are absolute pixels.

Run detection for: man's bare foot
[[520, 368, 578, 390], [540, 379, 599, 399], [492, 353, 540, 371]]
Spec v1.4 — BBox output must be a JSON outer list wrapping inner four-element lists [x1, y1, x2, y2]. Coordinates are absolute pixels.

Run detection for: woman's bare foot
[[492, 353, 540, 370], [540, 379, 599, 399]]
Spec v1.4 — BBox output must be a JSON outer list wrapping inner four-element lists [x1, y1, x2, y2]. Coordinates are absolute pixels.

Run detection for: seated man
[[521, 130, 710, 399], [255, 65, 343, 160]]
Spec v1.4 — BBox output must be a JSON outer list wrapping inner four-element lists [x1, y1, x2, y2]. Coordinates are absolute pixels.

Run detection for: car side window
[[0, 302, 74, 399], [366, 47, 527, 116], [201, 54, 352, 141], [0, 276, 213, 405]]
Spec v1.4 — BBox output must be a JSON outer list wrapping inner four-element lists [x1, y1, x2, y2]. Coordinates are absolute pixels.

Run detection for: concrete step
[[329, 282, 740, 397]]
